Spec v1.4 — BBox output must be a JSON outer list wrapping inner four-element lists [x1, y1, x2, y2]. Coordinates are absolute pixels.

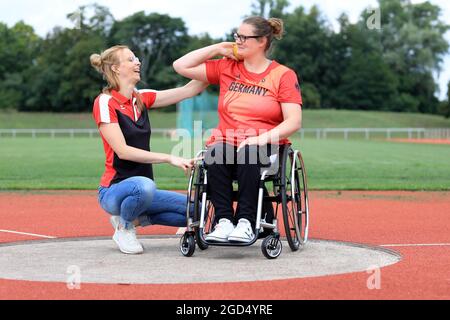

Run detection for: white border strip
[[380, 243, 450, 247], [0, 229, 57, 239]]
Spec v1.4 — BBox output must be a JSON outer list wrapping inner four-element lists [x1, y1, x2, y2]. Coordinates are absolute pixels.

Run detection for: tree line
[[0, 0, 449, 117]]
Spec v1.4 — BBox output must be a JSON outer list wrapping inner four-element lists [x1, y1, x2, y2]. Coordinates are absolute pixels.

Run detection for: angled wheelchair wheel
[[180, 232, 195, 257], [261, 234, 282, 259], [280, 146, 310, 251], [192, 165, 214, 250]]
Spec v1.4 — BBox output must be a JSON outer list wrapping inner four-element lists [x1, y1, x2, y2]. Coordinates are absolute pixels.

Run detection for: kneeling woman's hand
[[169, 155, 201, 176]]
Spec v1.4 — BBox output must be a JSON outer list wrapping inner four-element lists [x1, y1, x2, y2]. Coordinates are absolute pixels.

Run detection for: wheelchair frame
[[180, 144, 309, 259]]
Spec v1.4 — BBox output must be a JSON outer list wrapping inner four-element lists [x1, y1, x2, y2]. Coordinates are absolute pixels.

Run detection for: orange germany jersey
[[205, 58, 302, 146]]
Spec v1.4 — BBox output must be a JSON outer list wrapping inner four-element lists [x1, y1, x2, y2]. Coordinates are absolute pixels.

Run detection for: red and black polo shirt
[[92, 89, 157, 187]]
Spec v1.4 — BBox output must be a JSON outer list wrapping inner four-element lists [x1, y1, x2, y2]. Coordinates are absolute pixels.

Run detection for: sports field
[[0, 136, 449, 190], [1, 110, 449, 301]]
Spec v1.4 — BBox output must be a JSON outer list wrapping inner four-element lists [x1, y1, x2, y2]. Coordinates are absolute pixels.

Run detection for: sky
[[0, 0, 449, 99]]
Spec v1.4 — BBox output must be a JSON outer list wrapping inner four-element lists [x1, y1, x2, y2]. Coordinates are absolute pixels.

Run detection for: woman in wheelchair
[[202, 143, 281, 243], [173, 16, 303, 247]]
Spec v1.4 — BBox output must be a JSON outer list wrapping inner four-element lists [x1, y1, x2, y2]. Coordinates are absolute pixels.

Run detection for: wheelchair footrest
[[259, 222, 276, 230]]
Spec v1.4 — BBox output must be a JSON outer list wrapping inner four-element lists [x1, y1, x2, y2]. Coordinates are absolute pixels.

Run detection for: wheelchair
[[180, 144, 310, 259]]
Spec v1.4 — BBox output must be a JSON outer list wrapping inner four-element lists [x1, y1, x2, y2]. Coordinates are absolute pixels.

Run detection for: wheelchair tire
[[280, 146, 310, 251], [192, 165, 213, 250], [180, 233, 195, 257], [261, 235, 282, 259]]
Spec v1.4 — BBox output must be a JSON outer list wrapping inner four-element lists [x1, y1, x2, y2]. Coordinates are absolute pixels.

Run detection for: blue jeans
[[98, 176, 193, 230]]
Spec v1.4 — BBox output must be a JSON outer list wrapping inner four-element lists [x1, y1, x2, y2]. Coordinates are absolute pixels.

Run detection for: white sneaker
[[205, 218, 235, 242], [110, 216, 144, 247], [113, 225, 144, 254], [228, 218, 255, 243]]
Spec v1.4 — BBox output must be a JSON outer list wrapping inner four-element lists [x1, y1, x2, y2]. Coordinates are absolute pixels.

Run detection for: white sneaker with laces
[[205, 218, 235, 242], [228, 218, 255, 243], [113, 224, 144, 254]]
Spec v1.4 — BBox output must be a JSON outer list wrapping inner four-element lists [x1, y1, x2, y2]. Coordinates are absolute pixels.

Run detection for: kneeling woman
[[90, 45, 207, 254]]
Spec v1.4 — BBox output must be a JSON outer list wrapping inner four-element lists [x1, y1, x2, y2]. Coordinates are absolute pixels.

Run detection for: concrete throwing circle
[[0, 237, 400, 284]]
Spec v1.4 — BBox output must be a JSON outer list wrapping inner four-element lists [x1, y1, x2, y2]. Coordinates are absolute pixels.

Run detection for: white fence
[[299, 128, 450, 140], [0, 128, 449, 140], [0, 128, 172, 138]]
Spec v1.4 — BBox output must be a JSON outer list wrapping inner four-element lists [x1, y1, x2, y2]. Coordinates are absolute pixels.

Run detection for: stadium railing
[[0, 128, 449, 140]]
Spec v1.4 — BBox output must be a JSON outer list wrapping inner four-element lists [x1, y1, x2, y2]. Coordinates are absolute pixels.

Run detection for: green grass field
[[1, 109, 450, 129], [1, 136, 449, 191]]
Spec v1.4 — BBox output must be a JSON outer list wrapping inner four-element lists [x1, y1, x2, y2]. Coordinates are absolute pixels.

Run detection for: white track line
[[176, 227, 187, 235], [380, 243, 450, 247], [0, 229, 57, 239]]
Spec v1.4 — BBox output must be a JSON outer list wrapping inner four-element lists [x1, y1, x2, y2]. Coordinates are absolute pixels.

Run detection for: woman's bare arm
[[172, 42, 236, 81], [151, 80, 209, 109], [99, 123, 197, 174]]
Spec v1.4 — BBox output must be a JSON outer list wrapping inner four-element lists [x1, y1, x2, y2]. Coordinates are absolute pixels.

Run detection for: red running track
[[0, 190, 449, 300]]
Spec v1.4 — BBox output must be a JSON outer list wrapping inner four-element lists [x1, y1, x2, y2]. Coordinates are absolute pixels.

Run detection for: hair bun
[[90, 53, 103, 73], [268, 18, 284, 40]]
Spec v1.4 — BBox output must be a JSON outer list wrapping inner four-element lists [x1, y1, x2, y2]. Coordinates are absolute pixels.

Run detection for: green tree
[[364, 0, 450, 113], [300, 82, 321, 109], [338, 52, 398, 110], [334, 17, 398, 111], [272, 0, 449, 113], [274, 5, 335, 108], [22, 5, 111, 111], [0, 21, 40, 109], [56, 33, 108, 111]]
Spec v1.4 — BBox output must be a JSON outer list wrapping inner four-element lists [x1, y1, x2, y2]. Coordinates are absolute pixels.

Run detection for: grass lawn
[[0, 136, 449, 191]]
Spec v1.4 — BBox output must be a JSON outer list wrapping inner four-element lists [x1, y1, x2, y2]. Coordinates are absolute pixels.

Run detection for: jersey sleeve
[[277, 70, 303, 106], [138, 90, 157, 109], [92, 94, 118, 126], [205, 58, 232, 85]]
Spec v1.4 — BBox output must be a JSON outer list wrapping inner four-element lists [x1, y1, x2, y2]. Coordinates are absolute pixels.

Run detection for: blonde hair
[[242, 16, 285, 52], [90, 45, 145, 112]]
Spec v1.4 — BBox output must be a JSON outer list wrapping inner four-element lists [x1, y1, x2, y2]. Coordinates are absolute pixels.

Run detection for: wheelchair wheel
[[187, 164, 206, 250], [192, 165, 214, 250], [180, 232, 195, 257], [261, 235, 282, 259], [280, 146, 310, 251]]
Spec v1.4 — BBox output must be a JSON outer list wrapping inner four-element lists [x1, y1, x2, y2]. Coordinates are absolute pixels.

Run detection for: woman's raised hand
[[217, 42, 239, 61]]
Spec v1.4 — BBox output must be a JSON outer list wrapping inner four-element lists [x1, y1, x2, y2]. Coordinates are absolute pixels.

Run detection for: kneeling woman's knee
[[133, 177, 156, 204]]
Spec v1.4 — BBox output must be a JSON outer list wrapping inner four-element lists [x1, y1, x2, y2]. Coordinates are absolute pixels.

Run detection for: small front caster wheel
[[261, 235, 282, 259], [180, 233, 195, 257]]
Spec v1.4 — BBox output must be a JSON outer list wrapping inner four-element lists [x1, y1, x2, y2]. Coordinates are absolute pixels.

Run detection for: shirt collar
[[111, 89, 132, 105]]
